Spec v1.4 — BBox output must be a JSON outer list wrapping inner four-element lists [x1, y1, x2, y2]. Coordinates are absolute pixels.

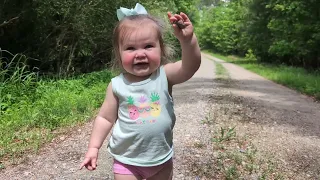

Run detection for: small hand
[[79, 148, 99, 171], [167, 12, 194, 42]]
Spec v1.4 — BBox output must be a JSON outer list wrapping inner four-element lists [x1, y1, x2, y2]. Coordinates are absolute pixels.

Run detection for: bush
[[245, 49, 257, 61]]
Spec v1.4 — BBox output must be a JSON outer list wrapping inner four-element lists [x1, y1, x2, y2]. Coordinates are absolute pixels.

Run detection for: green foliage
[[245, 49, 257, 61], [265, 0, 320, 67], [0, 0, 183, 76], [0, 49, 38, 114], [173, 0, 200, 24], [1, 50, 115, 161], [197, 0, 320, 69], [196, 1, 249, 55], [212, 127, 236, 143], [0, 66, 113, 160], [198, 0, 223, 7]]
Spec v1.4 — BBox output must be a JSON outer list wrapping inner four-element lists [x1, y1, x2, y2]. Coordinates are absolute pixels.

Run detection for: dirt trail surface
[[203, 53, 320, 179], [1, 53, 320, 179]]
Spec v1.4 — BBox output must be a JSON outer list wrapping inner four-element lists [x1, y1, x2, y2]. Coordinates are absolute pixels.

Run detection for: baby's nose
[[135, 49, 146, 58]]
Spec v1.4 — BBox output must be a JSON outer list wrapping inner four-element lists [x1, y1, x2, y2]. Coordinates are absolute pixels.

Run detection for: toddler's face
[[119, 24, 161, 78]]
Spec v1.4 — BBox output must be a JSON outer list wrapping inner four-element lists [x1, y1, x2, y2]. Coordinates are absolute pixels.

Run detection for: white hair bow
[[116, 3, 148, 21]]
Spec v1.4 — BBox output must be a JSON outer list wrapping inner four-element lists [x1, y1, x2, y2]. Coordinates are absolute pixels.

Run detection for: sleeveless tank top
[[107, 66, 176, 166]]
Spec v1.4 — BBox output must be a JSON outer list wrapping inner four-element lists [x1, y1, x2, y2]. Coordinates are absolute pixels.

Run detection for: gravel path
[[0, 54, 216, 180], [203, 53, 320, 179]]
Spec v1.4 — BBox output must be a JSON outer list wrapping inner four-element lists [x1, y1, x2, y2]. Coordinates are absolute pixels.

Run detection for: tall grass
[[0, 50, 113, 163], [0, 50, 38, 114]]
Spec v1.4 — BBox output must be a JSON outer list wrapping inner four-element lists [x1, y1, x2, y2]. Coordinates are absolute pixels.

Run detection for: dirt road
[[1, 53, 320, 179], [203, 53, 320, 179]]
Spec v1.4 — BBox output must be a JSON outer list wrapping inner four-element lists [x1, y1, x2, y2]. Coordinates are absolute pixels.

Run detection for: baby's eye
[[145, 45, 153, 49], [126, 47, 135, 51]]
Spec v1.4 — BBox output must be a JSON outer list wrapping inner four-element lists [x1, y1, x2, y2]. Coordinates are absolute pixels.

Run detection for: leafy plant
[[212, 127, 236, 143], [197, 0, 320, 68], [245, 49, 257, 61]]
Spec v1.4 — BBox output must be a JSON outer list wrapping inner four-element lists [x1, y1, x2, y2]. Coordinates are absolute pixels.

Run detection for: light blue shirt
[[107, 66, 176, 166]]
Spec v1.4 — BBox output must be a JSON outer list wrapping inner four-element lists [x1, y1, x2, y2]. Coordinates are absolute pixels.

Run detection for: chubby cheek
[[121, 53, 134, 69], [148, 52, 161, 66]]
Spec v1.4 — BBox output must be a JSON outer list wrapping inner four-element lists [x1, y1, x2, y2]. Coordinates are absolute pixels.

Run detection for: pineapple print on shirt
[[138, 96, 151, 118], [127, 96, 139, 120], [126, 92, 162, 121], [150, 92, 161, 117]]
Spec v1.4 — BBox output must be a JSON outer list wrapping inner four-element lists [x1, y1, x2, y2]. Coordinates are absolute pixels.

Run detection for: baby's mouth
[[134, 62, 149, 67]]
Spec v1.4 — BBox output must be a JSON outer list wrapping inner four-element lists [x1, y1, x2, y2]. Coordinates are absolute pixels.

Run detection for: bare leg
[[147, 161, 173, 180], [114, 174, 143, 180]]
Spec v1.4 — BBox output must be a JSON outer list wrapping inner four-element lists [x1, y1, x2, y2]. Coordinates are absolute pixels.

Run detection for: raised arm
[[80, 82, 118, 170], [164, 12, 201, 86]]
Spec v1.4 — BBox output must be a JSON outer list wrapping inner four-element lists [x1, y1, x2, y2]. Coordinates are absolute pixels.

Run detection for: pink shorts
[[113, 158, 173, 179]]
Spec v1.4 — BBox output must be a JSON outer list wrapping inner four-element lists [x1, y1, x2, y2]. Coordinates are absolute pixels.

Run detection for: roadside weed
[[211, 127, 236, 143], [215, 62, 229, 80], [201, 112, 214, 125]]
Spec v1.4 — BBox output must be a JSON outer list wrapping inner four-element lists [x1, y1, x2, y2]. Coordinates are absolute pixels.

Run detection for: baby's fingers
[[167, 12, 177, 24], [85, 158, 97, 171], [180, 12, 190, 22], [79, 158, 90, 170], [167, 12, 173, 19], [91, 158, 97, 169], [79, 157, 97, 170]]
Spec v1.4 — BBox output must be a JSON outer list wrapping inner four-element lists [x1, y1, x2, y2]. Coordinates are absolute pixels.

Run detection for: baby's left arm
[[164, 12, 201, 86]]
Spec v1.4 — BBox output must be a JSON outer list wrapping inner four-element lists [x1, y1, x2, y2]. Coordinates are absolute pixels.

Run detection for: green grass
[[204, 50, 320, 100], [0, 51, 114, 164], [215, 62, 228, 78]]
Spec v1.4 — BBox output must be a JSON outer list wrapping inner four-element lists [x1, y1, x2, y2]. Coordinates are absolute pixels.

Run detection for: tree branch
[[0, 17, 19, 28]]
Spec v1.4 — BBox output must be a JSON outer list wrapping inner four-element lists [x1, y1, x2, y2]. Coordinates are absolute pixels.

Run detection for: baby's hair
[[111, 14, 174, 71]]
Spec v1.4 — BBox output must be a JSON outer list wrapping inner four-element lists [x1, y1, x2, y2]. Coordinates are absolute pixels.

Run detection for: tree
[[196, 0, 320, 68]]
